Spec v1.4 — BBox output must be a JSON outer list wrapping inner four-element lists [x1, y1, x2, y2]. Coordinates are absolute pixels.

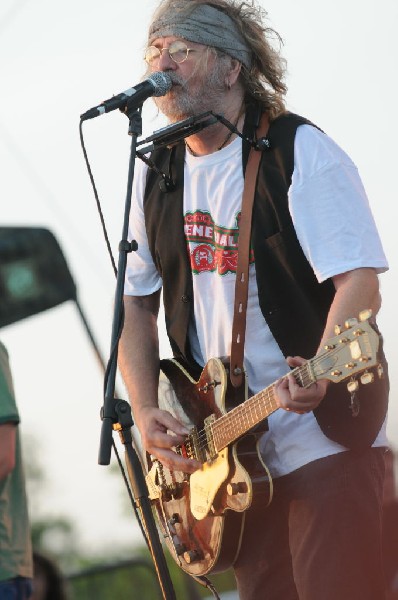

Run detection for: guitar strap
[[230, 112, 270, 387]]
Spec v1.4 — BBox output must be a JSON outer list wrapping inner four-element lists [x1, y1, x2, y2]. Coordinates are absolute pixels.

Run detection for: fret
[[305, 360, 316, 386], [212, 383, 279, 452], [292, 362, 316, 389], [211, 331, 366, 450], [294, 367, 304, 388]]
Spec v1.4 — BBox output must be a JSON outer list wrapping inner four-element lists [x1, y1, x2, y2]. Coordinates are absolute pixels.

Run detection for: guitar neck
[[182, 313, 379, 459], [211, 362, 316, 452]]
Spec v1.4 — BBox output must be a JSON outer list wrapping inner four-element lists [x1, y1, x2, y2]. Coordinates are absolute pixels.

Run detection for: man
[[0, 341, 33, 598], [118, 1, 389, 598]]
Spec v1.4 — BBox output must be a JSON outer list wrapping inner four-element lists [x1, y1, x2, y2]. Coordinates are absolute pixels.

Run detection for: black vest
[[142, 110, 388, 449]]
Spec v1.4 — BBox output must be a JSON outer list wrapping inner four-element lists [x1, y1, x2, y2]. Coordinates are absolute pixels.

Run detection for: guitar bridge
[[177, 416, 218, 465], [177, 427, 205, 463]]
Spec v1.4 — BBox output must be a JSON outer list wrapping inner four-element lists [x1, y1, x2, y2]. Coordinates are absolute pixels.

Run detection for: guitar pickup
[[189, 427, 205, 463], [204, 414, 218, 461]]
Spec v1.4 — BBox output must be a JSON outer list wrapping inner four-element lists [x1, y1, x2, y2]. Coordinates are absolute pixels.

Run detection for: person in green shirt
[[0, 341, 33, 599]]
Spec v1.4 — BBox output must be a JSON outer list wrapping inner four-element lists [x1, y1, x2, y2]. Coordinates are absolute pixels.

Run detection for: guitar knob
[[360, 371, 374, 385], [171, 483, 184, 500], [161, 487, 172, 502], [168, 513, 181, 526], [377, 364, 384, 379], [183, 549, 201, 564]]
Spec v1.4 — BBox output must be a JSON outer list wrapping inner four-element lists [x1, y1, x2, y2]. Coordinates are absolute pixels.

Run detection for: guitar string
[[183, 345, 346, 455], [210, 341, 360, 449], [189, 368, 319, 455], [181, 366, 309, 456], [180, 339, 372, 458]]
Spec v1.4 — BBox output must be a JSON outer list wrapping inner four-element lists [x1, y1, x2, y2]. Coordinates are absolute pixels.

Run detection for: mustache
[[167, 72, 186, 88]]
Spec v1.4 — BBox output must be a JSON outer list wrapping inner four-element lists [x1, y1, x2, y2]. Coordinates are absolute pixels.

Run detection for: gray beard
[[154, 68, 227, 123]]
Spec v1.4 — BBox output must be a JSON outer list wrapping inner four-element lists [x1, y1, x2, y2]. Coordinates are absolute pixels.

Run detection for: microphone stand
[[97, 102, 176, 600], [97, 107, 253, 600]]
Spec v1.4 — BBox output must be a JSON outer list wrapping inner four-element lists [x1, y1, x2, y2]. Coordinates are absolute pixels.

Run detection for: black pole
[[95, 105, 177, 600]]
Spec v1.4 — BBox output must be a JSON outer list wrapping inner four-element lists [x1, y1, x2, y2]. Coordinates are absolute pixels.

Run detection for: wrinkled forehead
[[148, 2, 252, 69]]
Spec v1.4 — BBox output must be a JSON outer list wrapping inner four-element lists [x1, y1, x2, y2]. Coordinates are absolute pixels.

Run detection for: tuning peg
[[347, 380, 359, 394], [359, 309, 372, 322], [377, 364, 384, 379], [360, 371, 374, 385], [334, 324, 342, 335], [344, 318, 358, 329]]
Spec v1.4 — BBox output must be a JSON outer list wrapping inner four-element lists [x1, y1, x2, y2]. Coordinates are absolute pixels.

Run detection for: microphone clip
[[135, 111, 272, 193], [255, 137, 271, 151]]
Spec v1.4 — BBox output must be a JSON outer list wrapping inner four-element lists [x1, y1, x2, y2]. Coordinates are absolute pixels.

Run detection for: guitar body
[[145, 357, 271, 576], [144, 313, 384, 576]]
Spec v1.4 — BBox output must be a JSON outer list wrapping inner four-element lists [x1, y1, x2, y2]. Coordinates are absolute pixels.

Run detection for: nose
[[157, 48, 177, 71]]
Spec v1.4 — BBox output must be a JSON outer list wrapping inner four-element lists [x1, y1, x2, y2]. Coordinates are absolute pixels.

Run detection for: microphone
[[80, 72, 172, 121]]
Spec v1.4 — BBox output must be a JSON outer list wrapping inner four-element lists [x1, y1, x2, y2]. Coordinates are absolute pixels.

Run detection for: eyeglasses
[[144, 40, 196, 65]]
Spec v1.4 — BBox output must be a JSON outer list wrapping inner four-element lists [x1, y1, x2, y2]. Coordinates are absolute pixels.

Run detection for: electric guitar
[[145, 311, 384, 577]]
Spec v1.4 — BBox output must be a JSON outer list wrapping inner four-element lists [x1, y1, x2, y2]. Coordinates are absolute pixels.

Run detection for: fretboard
[[211, 362, 315, 452]]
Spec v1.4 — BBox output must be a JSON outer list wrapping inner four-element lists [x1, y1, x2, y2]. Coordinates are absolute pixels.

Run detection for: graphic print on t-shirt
[[184, 209, 254, 276]]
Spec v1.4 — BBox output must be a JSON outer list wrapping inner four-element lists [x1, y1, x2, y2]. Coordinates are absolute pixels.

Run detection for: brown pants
[[233, 448, 386, 600]]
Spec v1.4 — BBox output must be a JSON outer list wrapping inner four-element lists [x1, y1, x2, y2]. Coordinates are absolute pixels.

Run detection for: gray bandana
[[148, 2, 252, 69]]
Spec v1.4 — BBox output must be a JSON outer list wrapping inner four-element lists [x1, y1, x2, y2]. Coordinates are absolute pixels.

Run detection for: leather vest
[[142, 109, 388, 449]]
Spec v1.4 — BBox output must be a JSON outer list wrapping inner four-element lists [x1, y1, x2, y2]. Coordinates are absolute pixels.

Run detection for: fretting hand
[[275, 356, 329, 414]]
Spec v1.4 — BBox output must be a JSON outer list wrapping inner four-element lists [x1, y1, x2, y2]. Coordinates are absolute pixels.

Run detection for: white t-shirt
[[125, 124, 389, 477]]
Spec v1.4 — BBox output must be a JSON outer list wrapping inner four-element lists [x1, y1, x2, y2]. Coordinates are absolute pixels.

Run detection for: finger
[[286, 355, 306, 368], [146, 429, 187, 450], [151, 448, 201, 474], [275, 376, 289, 391], [155, 409, 191, 436], [275, 382, 322, 413], [287, 377, 328, 402], [274, 379, 295, 411]]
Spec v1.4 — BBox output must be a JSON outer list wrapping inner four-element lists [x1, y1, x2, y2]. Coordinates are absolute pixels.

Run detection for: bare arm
[[317, 268, 381, 351], [275, 267, 381, 412], [118, 293, 200, 472], [0, 423, 16, 480]]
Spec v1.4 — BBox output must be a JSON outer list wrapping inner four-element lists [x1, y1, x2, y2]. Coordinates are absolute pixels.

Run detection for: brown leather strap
[[230, 113, 270, 387]]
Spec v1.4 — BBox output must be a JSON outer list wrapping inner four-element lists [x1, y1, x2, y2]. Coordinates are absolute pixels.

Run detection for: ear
[[227, 59, 242, 87]]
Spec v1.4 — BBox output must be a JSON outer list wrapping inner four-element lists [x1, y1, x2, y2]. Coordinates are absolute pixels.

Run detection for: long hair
[[149, 0, 287, 118]]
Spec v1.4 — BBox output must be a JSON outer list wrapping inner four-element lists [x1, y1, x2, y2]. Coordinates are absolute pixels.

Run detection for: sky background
[[1, 0, 397, 559]]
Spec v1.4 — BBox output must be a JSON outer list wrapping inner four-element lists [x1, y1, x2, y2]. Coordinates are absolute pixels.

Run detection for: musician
[[0, 341, 33, 599], [118, 1, 389, 598]]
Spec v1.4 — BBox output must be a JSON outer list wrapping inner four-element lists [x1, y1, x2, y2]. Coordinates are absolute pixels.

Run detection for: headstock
[[311, 310, 383, 389]]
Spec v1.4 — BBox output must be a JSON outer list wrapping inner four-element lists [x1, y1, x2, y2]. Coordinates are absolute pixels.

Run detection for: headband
[[148, 2, 252, 69]]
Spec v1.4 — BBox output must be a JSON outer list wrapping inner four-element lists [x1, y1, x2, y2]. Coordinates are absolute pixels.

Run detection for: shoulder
[[0, 341, 19, 422], [270, 112, 356, 171], [293, 123, 356, 179]]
